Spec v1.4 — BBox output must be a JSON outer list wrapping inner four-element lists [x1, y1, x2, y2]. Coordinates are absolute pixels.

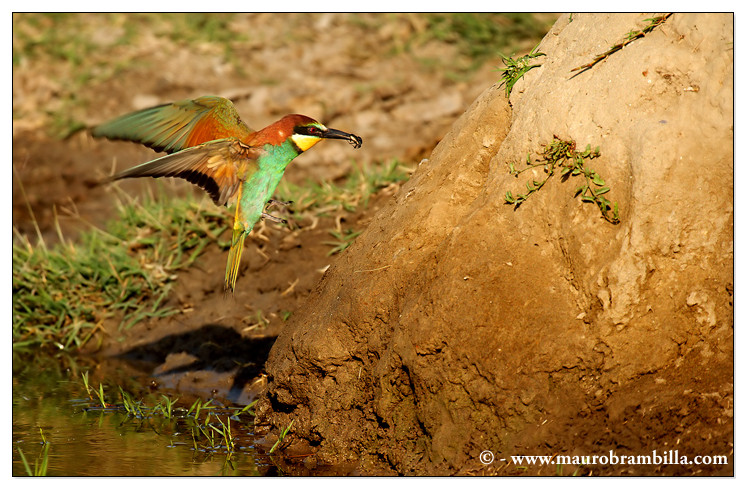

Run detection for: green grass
[[78, 371, 254, 457], [13, 356, 263, 476], [13, 13, 140, 138], [12, 13, 245, 68], [277, 159, 410, 256], [13, 13, 555, 139], [269, 420, 294, 454], [13, 14, 105, 67], [324, 229, 363, 256], [12, 185, 230, 351], [357, 13, 554, 77], [12, 13, 250, 138], [153, 13, 247, 47], [13, 161, 410, 351], [424, 13, 551, 64], [17, 428, 50, 476]]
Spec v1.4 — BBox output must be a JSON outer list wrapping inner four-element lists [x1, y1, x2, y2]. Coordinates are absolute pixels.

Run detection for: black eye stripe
[[294, 125, 321, 136]]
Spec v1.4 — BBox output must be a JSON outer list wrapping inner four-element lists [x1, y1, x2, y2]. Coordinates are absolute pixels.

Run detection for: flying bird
[[92, 95, 362, 293]]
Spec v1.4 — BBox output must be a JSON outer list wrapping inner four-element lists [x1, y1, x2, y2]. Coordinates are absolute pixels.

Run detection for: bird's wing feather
[[92, 96, 253, 154], [110, 138, 261, 206]]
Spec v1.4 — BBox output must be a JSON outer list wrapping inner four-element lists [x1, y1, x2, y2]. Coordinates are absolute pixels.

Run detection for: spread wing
[[109, 138, 260, 206], [92, 96, 253, 154]]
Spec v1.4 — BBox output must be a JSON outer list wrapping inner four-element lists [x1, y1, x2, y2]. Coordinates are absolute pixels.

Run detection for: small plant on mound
[[505, 137, 620, 224], [496, 43, 545, 96], [570, 14, 672, 76]]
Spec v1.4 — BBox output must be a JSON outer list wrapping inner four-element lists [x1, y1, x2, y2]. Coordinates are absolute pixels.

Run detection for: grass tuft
[[17, 428, 50, 476], [13, 161, 411, 350], [12, 187, 229, 350], [75, 374, 254, 458], [423, 13, 553, 71]]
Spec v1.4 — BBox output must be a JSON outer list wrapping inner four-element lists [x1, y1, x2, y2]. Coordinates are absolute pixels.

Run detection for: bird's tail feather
[[224, 226, 246, 294], [224, 184, 247, 294]]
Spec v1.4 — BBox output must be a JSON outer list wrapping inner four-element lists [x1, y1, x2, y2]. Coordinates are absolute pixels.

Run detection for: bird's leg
[[266, 198, 294, 209], [261, 212, 288, 225], [262, 199, 292, 225]]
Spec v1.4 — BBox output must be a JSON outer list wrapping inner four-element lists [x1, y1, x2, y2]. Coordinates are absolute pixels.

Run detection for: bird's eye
[[306, 126, 318, 135]]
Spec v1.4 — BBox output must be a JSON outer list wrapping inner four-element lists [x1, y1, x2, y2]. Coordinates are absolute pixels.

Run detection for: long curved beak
[[323, 127, 363, 149]]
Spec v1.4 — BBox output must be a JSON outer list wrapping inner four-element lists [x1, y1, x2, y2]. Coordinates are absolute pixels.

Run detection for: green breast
[[238, 140, 300, 228]]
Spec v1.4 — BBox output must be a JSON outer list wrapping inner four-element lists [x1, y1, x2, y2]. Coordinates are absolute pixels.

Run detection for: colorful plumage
[[92, 96, 362, 293]]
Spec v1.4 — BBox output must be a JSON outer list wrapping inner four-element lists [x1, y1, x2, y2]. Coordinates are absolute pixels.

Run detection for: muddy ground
[[13, 13, 733, 476]]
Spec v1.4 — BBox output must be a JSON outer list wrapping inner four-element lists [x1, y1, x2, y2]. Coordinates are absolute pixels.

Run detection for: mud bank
[[255, 13, 733, 475]]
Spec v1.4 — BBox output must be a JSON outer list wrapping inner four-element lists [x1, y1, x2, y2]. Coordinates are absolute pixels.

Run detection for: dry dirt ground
[[13, 11, 552, 450], [15, 13, 533, 399], [13, 13, 733, 476]]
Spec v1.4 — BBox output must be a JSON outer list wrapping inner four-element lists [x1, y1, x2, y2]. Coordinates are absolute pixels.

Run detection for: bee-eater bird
[[92, 95, 362, 293]]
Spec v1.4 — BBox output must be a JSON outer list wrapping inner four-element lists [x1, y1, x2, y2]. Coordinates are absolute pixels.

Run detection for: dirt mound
[[255, 13, 733, 475]]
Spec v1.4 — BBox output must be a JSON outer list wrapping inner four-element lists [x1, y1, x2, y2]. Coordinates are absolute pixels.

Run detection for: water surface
[[12, 354, 278, 476]]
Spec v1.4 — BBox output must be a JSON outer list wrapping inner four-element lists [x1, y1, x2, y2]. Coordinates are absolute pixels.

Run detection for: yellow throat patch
[[291, 133, 322, 152]]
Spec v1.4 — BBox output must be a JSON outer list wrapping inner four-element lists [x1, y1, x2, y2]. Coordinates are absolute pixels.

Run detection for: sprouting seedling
[[209, 417, 236, 452], [155, 394, 179, 419], [233, 399, 257, 418], [187, 398, 216, 420], [571, 14, 672, 76], [81, 371, 92, 400], [96, 383, 107, 409], [242, 309, 270, 332], [497, 43, 546, 96], [505, 137, 620, 224], [119, 387, 145, 417], [269, 420, 295, 454]]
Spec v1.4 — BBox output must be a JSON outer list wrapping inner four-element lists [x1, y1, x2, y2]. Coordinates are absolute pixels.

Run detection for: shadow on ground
[[117, 324, 276, 403]]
